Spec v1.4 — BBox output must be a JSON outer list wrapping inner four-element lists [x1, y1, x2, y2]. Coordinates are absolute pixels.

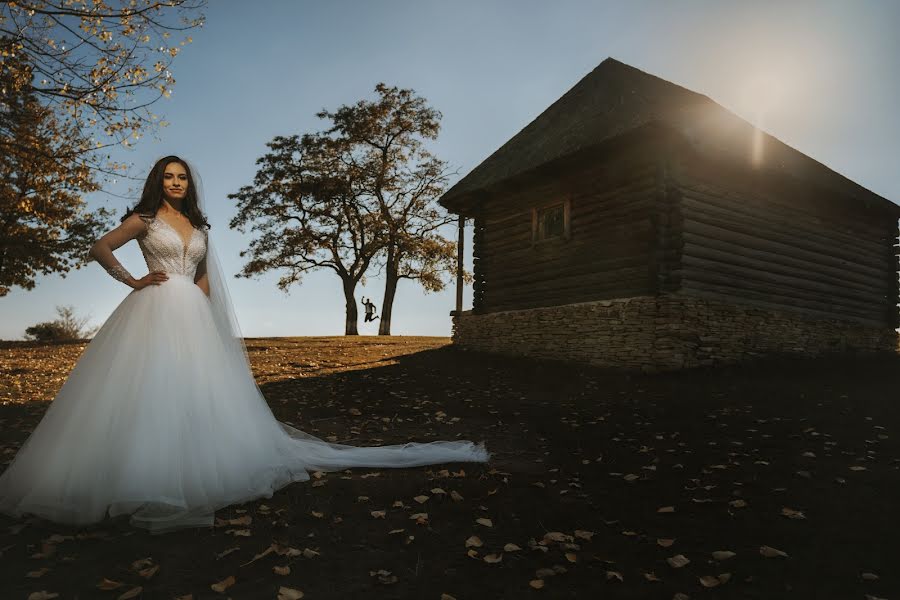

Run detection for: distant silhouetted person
[[361, 297, 379, 323]]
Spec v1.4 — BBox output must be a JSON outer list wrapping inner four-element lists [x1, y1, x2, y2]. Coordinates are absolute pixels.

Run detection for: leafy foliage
[[0, 1, 206, 181], [0, 49, 113, 296]]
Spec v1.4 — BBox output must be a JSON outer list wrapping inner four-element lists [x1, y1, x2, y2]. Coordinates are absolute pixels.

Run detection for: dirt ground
[[0, 336, 898, 600]]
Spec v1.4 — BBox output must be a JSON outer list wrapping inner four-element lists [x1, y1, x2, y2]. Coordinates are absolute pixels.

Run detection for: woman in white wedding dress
[[0, 156, 490, 534]]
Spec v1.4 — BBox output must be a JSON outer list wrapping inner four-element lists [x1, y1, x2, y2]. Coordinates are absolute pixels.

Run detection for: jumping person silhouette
[[361, 297, 379, 323]]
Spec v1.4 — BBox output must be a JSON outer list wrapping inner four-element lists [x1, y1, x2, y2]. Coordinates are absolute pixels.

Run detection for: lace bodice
[[137, 215, 208, 278]]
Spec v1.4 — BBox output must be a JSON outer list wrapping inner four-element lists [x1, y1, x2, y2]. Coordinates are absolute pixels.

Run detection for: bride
[[0, 155, 491, 534]]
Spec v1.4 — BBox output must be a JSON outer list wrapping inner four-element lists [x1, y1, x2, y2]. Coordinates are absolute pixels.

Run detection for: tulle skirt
[[0, 273, 490, 534]]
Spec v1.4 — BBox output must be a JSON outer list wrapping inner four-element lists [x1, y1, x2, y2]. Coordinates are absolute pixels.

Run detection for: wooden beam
[[456, 215, 464, 314]]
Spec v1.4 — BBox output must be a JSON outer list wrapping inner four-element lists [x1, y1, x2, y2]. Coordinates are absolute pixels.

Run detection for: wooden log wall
[[472, 202, 486, 313], [674, 154, 898, 327], [654, 159, 684, 293], [473, 150, 659, 314]]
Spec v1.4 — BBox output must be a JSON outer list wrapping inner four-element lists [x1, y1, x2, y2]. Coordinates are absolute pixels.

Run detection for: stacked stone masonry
[[451, 294, 898, 372]]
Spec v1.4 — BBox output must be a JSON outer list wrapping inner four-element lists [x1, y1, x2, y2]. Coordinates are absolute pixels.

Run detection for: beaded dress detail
[[137, 215, 208, 278]]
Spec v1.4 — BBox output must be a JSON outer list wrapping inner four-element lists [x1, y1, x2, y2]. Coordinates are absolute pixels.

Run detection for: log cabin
[[439, 57, 900, 371]]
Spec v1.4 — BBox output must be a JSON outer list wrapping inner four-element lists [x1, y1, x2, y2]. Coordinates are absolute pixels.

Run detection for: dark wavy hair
[[121, 155, 210, 230]]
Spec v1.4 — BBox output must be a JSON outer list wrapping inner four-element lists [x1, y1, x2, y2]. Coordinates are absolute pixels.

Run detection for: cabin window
[[532, 199, 570, 242]]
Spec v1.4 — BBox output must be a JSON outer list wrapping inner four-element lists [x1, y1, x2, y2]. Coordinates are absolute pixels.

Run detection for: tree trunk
[[343, 278, 359, 335], [378, 255, 399, 336]]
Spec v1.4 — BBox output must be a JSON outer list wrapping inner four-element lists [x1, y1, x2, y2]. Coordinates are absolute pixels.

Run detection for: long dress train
[[0, 215, 490, 534]]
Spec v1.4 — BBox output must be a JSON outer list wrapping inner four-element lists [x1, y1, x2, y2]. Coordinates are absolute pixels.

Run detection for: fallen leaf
[[759, 545, 788, 558], [476, 517, 493, 528], [118, 587, 143, 600], [667, 554, 690, 568], [211, 575, 236, 593], [26, 567, 51, 578], [226, 528, 251, 537], [137, 564, 159, 579], [277, 586, 304, 600], [273, 544, 303, 558], [465, 536, 483, 548], [574, 530, 594, 541], [543, 531, 573, 543], [238, 544, 274, 567], [130, 558, 154, 571], [96, 578, 125, 590], [217, 546, 240, 560]]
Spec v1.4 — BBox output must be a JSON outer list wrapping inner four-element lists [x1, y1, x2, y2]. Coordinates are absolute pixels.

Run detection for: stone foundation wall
[[451, 293, 898, 372]]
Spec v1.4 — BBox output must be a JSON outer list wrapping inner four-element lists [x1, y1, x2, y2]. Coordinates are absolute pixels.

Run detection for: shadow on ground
[[0, 337, 898, 599]]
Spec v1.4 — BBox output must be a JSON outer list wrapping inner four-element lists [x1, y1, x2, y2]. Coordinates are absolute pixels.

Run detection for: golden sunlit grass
[[0, 336, 451, 405]]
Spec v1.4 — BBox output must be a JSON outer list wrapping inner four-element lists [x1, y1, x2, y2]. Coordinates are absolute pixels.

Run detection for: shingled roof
[[439, 57, 899, 216]]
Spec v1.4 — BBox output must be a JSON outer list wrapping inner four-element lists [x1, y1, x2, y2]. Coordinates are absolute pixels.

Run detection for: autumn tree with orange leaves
[[0, 1, 205, 295]]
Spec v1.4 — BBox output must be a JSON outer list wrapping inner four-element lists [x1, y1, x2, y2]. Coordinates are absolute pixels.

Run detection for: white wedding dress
[[0, 215, 490, 534]]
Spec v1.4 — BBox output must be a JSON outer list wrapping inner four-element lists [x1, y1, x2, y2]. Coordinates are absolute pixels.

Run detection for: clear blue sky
[[3, 0, 899, 339]]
